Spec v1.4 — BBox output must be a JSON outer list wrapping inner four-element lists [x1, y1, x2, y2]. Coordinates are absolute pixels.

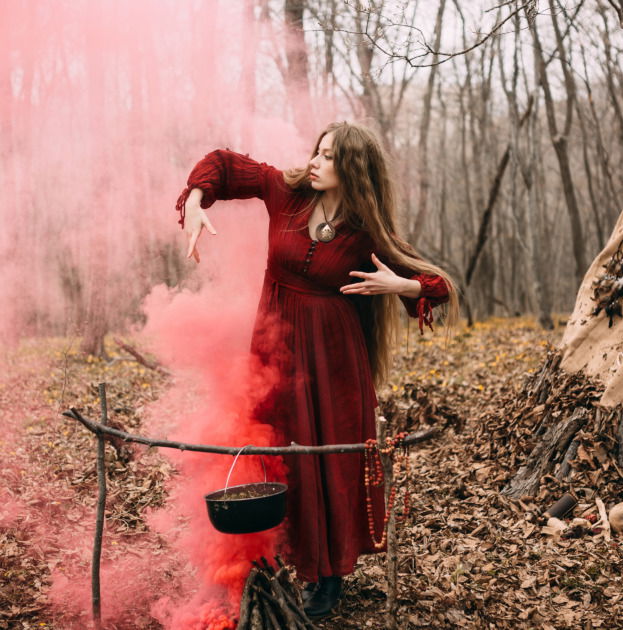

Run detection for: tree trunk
[[80, 1, 109, 358], [284, 0, 312, 135], [241, 0, 258, 149], [526, 98, 554, 330], [409, 0, 446, 246], [528, 4, 587, 287]]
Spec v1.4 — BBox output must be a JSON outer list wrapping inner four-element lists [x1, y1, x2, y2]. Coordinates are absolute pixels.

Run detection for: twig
[[605, 0, 623, 28], [112, 337, 170, 376], [92, 383, 108, 630], [336, 1, 532, 68], [63, 408, 440, 455], [268, 572, 312, 628]]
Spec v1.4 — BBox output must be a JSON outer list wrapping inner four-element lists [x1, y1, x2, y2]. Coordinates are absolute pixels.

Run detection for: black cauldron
[[204, 446, 288, 534]]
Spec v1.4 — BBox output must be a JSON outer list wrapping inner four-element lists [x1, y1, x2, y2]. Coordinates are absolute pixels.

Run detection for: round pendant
[[316, 221, 336, 243]]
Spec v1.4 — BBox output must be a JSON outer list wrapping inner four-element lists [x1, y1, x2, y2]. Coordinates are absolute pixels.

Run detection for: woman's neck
[[321, 190, 341, 220]]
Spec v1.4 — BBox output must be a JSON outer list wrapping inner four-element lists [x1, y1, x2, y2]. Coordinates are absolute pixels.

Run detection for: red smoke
[[139, 251, 289, 628]]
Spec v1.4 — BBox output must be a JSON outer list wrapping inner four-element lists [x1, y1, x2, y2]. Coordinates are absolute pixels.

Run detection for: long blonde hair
[[284, 121, 459, 386]]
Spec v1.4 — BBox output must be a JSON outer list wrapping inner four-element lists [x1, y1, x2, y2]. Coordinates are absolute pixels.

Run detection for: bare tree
[[527, 1, 587, 287], [284, 0, 313, 134], [408, 0, 446, 246]]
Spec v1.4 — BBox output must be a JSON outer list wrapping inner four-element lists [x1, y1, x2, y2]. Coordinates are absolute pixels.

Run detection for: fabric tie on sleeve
[[416, 297, 434, 334], [175, 187, 191, 228]]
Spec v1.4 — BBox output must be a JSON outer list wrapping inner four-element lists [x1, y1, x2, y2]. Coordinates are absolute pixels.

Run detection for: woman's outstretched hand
[[184, 189, 217, 263], [340, 253, 422, 298]]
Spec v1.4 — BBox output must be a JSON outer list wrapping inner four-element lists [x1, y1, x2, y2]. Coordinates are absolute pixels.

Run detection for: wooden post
[[92, 383, 108, 629], [376, 415, 398, 630]]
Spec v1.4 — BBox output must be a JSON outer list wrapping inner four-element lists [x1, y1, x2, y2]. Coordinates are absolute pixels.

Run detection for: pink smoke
[[1, 0, 338, 626], [0, 0, 319, 344]]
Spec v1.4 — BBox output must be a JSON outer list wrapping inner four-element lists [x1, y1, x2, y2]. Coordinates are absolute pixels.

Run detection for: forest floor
[[2, 317, 623, 630]]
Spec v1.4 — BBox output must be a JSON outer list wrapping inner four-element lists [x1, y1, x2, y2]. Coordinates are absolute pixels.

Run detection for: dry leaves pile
[[2, 318, 623, 629], [319, 318, 623, 629], [0, 338, 172, 630]]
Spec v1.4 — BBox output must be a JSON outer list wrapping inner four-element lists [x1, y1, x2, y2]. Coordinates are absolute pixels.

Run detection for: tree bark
[[503, 407, 588, 498]]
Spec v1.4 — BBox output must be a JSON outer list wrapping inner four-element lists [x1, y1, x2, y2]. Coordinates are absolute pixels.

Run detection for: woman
[[176, 122, 458, 619]]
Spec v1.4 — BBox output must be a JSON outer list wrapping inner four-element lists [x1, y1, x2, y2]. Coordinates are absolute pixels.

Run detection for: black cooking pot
[[204, 446, 287, 535]]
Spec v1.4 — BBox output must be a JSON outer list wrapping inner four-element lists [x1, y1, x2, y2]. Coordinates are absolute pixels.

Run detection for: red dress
[[176, 150, 448, 582]]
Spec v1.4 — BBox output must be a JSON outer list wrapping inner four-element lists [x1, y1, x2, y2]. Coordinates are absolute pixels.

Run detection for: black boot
[[303, 576, 342, 618], [301, 582, 318, 604]]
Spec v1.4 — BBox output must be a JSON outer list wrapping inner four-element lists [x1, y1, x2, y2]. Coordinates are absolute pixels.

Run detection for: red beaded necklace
[[363, 432, 412, 549]]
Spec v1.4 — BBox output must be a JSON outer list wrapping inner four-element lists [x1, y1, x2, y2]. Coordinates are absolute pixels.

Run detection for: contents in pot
[[215, 484, 283, 501]]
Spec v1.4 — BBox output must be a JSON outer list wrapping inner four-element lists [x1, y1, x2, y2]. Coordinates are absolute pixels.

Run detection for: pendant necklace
[[315, 199, 337, 243]]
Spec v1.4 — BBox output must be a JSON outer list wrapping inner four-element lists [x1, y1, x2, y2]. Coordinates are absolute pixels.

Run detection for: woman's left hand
[[340, 253, 421, 297]]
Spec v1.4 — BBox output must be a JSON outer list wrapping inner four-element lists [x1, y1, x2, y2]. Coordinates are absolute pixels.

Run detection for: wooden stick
[[238, 567, 259, 630], [260, 556, 275, 574], [377, 416, 398, 630], [112, 337, 170, 375], [92, 383, 108, 630], [269, 574, 312, 627], [256, 558, 310, 625], [275, 565, 303, 609], [249, 598, 263, 630], [242, 561, 317, 630], [269, 581, 301, 630], [252, 585, 299, 630], [260, 596, 281, 630], [63, 408, 439, 455]]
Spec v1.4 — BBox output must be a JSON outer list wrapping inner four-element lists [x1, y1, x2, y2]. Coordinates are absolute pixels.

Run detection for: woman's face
[[309, 132, 340, 192]]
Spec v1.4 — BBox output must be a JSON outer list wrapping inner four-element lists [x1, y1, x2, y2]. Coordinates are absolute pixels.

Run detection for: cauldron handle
[[224, 444, 267, 494]]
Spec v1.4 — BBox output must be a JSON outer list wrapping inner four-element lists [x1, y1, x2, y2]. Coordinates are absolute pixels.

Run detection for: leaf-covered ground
[[2, 318, 622, 629]]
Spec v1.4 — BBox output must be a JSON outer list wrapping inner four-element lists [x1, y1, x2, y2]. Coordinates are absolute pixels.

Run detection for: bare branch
[[328, 1, 534, 68], [113, 337, 170, 375], [63, 408, 439, 455], [605, 0, 623, 27]]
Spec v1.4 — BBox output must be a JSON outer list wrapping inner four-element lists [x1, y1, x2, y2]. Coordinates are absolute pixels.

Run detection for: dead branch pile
[[237, 557, 317, 630], [380, 382, 464, 434], [472, 350, 623, 499]]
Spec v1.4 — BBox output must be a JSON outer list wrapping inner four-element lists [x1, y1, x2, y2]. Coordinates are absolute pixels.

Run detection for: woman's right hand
[[184, 188, 217, 263]]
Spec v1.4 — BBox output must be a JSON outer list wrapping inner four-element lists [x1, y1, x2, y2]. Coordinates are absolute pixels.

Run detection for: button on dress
[[176, 150, 449, 581]]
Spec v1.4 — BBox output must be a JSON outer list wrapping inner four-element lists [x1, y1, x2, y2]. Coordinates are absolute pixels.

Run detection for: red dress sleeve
[[384, 258, 449, 334], [175, 149, 282, 228], [399, 272, 449, 334]]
